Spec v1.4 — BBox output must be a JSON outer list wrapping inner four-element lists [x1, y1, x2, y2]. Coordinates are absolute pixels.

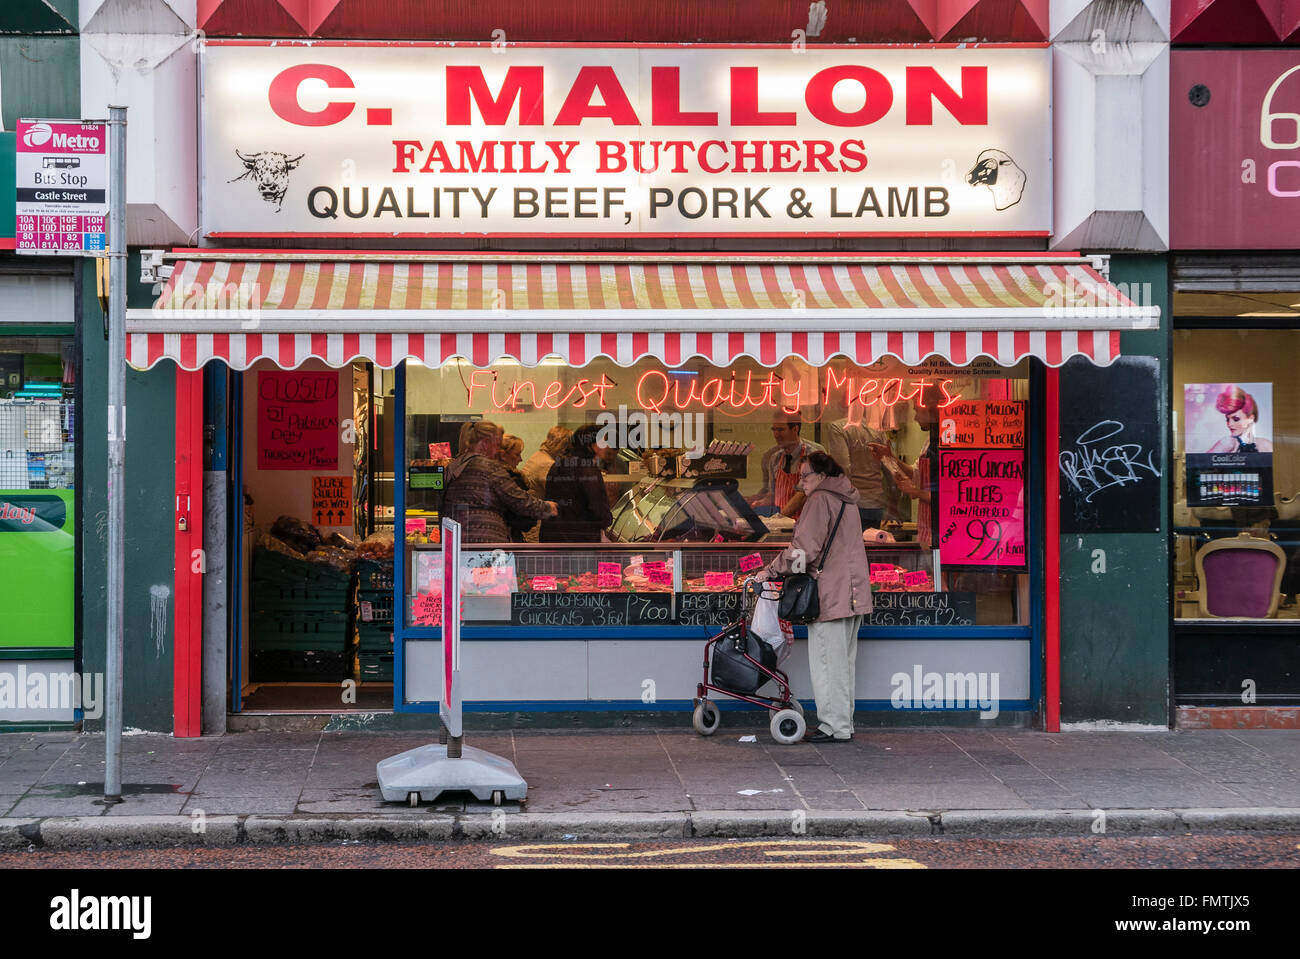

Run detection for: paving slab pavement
[[0, 727, 1298, 845]]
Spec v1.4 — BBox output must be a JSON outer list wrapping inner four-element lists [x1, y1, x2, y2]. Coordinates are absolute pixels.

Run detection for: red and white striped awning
[[125, 253, 1157, 371]]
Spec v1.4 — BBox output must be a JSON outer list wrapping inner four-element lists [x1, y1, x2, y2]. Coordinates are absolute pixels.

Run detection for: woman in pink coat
[[753, 452, 872, 743]]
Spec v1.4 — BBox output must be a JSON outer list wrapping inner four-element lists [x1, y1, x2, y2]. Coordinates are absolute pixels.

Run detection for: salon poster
[[257, 371, 340, 471], [937, 449, 1027, 570], [1183, 382, 1273, 507]]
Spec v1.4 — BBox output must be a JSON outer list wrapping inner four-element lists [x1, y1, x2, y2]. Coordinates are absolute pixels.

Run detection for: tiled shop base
[[1176, 707, 1300, 729]]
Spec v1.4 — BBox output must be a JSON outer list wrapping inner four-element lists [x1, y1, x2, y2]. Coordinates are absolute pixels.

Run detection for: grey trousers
[[807, 615, 864, 739]]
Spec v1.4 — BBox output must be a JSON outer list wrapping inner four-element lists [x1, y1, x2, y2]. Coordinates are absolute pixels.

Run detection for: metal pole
[[104, 106, 127, 803]]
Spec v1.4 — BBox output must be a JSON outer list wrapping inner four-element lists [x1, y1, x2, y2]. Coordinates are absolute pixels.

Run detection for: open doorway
[[234, 360, 396, 712]]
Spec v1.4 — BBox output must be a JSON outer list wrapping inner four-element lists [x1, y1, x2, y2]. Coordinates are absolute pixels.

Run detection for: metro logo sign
[[202, 43, 1050, 237], [15, 119, 109, 255]]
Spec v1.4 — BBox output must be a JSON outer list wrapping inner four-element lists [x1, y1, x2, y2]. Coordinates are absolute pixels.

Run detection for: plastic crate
[[359, 652, 394, 682], [252, 582, 352, 612], [355, 589, 394, 624], [356, 623, 394, 651], [356, 558, 395, 592], [253, 547, 355, 588], [251, 610, 351, 651], [252, 649, 350, 682]]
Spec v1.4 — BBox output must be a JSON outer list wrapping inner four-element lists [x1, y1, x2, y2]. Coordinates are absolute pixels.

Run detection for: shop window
[[404, 355, 1031, 629], [1173, 330, 1300, 620], [0, 336, 77, 653]]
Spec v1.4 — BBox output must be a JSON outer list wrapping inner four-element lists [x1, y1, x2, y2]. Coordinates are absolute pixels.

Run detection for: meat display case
[[405, 542, 941, 626]]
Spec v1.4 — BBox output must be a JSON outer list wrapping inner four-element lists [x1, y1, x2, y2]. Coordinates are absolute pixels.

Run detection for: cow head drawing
[[966, 149, 1026, 211], [229, 150, 304, 211]]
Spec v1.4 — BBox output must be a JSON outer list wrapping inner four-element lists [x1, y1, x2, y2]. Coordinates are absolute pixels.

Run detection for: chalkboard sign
[[510, 591, 674, 627], [676, 591, 745, 627], [865, 591, 976, 627], [1058, 355, 1162, 534]]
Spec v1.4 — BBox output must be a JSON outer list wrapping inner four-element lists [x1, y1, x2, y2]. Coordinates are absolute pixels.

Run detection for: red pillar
[[173, 370, 204, 737], [1044, 366, 1061, 732]]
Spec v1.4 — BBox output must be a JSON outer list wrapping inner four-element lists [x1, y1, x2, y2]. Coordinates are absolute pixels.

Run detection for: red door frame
[[174, 370, 204, 737]]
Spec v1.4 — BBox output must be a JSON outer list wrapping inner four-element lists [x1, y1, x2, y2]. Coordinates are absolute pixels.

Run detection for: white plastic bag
[[750, 581, 794, 662]]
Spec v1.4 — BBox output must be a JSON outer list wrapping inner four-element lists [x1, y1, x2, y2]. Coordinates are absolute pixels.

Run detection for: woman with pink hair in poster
[[1207, 385, 1273, 453]]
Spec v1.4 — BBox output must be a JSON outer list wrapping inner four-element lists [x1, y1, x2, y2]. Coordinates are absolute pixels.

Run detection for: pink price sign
[[903, 571, 931, 588], [256, 371, 340, 471], [597, 562, 622, 577], [704, 571, 734, 590], [738, 553, 763, 572], [648, 568, 673, 586], [937, 450, 1027, 569], [412, 591, 442, 626], [531, 576, 557, 591], [873, 568, 901, 584], [597, 573, 622, 590]]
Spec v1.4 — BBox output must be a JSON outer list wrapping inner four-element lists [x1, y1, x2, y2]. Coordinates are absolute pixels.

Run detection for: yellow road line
[[491, 840, 895, 859], [489, 839, 925, 868], [496, 860, 926, 869]]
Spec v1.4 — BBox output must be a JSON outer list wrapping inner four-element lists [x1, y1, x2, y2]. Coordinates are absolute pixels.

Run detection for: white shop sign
[[201, 43, 1051, 238], [15, 119, 109, 256]]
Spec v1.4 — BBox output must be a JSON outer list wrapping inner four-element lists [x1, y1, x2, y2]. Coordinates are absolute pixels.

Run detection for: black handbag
[[711, 621, 778, 694], [777, 501, 846, 625]]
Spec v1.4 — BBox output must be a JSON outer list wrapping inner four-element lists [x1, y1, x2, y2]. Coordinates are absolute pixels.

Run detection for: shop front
[[124, 39, 1158, 727], [130, 251, 1154, 721], [1170, 49, 1300, 716]]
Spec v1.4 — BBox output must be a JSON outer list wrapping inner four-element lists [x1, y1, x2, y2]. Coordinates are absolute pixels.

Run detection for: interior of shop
[[237, 360, 397, 711], [0, 336, 75, 488], [1172, 323, 1300, 620]]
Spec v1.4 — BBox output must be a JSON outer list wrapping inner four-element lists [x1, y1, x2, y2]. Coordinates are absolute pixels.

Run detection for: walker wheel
[[408, 791, 419, 807], [492, 790, 504, 806], [786, 698, 805, 719], [692, 699, 721, 736], [769, 708, 806, 745]]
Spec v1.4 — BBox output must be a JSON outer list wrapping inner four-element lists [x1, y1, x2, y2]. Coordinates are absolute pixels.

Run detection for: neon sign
[[465, 367, 963, 414], [466, 368, 616, 411]]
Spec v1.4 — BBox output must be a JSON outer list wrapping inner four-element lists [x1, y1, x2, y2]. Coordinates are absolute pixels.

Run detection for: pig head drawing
[[229, 150, 304, 211]]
